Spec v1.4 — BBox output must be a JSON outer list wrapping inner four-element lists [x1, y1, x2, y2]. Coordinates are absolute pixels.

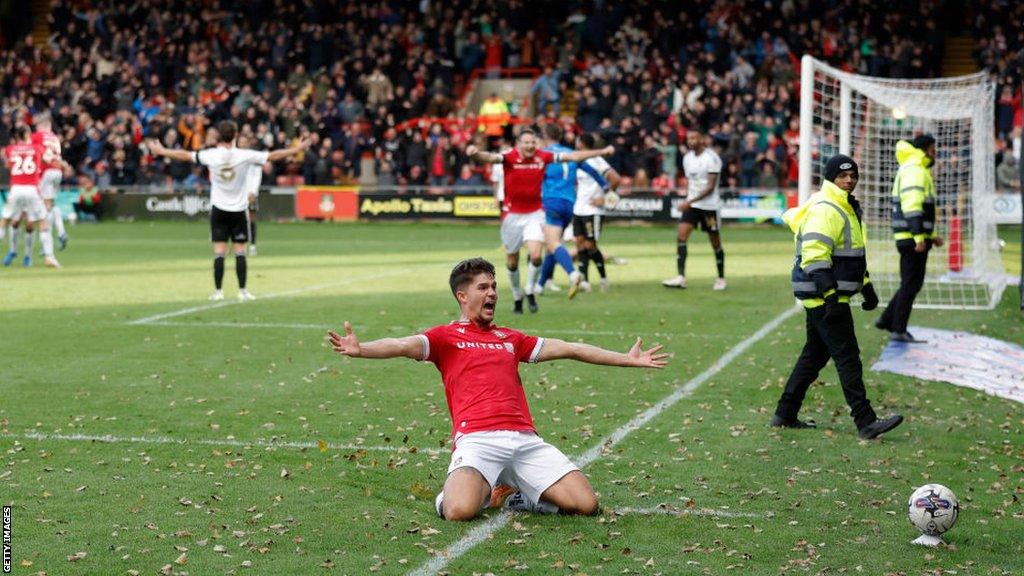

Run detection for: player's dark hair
[[14, 125, 31, 140], [449, 257, 496, 296], [578, 133, 599, 148], [542, 123, 563, 142], [517, 128, 537, 141], [217, 120, 238, 143]]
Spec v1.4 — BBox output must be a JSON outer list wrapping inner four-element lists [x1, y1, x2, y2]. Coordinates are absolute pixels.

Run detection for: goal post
[[799, 55, 1007, 310]]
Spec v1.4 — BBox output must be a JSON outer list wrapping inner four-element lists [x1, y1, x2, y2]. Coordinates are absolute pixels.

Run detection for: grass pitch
[[1, 221, 1021, 575]]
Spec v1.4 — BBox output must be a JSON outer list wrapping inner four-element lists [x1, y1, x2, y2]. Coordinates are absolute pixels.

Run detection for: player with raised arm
[[573, 133, 621, 292], [32, 114, 70, 254], [1, 126, 58, 268], [534, 123, 610, 299], [146, 121, 309, 300], [662, 129, 727, 290], [327, 257, 668, 521], [466, 128, 613, 313]]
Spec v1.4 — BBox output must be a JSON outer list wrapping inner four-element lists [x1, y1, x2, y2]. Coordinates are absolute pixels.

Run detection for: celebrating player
[[1, 126, 60, 268], [466, 128, 613, 313], [573, 133, 620, 292], [146, 121, 309, 300], [534, 123, 609, 299], [327, 257, 668, 520], [32, 114, 70, 254], [663, 129, 727, 290]]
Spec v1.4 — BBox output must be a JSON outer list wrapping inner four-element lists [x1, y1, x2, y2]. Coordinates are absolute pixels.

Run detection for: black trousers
[[878, 240, 929, 333], [775, 304, 877, 429]]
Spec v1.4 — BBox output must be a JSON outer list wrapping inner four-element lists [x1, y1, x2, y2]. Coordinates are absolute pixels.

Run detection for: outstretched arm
[[536, 337, 668, 368], [328, 321, 425, 360], [556, 145, 615, 163], [465, 144, 503, 164], [266, 137, 312, 162], [146, 139, 196, 163]]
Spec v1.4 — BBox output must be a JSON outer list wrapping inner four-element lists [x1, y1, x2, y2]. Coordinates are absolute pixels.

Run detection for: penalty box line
[[128, 267, 440, 326], [408, 304, 800, 576], [0, 431, 445, 455]]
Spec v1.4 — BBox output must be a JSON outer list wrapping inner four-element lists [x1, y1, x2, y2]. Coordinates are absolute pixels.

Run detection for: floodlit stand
[[799, 56, 1007, 310], [911, 534, 944, 547]]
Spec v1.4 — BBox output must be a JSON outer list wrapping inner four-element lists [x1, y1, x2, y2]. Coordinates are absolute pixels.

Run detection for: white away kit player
[[147, 120, 309, 300]]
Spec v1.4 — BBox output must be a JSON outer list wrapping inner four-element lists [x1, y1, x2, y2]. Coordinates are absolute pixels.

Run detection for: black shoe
[[874, 317, 891, 332], [770, 414, 817, 429], [526, 294, 538, 313], [891, 332, 926, 344], [513, 299, 523, 315], [858, 414, 903, 439]]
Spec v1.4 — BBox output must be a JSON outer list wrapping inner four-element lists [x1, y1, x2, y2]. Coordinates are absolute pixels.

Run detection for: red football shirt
[[31, 130, 61, 170], [3, 143, 44, 186], [501, 148, 556, 214], [421, 321, 545, 440]]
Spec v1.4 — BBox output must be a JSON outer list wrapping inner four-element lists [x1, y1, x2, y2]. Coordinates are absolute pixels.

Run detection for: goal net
[[798, 56, 1006, 310]]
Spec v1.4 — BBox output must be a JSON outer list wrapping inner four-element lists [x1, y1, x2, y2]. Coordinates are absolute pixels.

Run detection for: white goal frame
[[799, 55, 1006, 310]]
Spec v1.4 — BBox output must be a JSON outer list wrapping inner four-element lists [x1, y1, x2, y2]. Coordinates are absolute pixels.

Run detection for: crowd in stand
[[0, 0, 1021, 191]]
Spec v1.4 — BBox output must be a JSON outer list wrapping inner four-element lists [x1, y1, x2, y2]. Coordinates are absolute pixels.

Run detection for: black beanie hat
[[823, 154, 858, 183], [911, 134, 935, 151]]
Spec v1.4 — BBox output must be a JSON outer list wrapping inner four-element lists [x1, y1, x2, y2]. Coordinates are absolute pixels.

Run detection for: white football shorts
[[500, 210, 545, 254], [1, 185, 46, 221], [447, 430, 578, 505]]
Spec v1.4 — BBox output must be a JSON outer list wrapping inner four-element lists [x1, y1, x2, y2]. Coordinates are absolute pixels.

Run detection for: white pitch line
[[0, 431, 444, 455], [145, 321, 333, 330], [408, 304, 800, 576], [613, 505, 764, 519], [128, 268, 432, 325]]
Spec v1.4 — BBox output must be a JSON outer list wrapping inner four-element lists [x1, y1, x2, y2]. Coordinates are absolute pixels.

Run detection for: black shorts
[[210, 206, 249, 243], [572, 214, 601, 241], [680, 207, 720, 232]]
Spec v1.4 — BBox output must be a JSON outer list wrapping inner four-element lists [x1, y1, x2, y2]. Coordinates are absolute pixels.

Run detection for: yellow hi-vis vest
[[786, 180, 871, 308], [891, 140, 936, 243]]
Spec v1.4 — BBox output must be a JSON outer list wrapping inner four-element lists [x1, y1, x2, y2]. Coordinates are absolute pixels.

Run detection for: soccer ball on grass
[[907, 483, 959, 546]]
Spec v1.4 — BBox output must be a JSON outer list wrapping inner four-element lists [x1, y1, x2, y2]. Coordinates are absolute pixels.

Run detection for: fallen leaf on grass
[[67, 551, 87, 562]]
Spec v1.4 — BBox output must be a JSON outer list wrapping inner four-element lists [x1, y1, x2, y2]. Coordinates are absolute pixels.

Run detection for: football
[[908, 484, 960, 536]]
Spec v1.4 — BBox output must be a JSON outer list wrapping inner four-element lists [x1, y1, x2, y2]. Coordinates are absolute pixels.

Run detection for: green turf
[[1, 221, 1021, 575]]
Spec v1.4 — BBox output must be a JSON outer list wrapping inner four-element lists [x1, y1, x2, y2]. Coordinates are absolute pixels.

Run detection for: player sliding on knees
[[327, 257, 668, 521]]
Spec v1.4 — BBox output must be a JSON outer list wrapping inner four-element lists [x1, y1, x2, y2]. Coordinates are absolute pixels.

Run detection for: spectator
[[996, 154, 1020, 190], [74, 175, 103, 221], [531, 67, 561, 117], [454, 164, 484, 187]]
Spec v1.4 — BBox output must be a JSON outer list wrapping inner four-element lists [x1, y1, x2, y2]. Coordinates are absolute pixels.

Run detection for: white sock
[[508, 267, 522, 300], [24, 230, 35, 255], [503, 491, 559, 514], [435, 492, 444, 518], [51, 207, 66, 237], [9, 226, 19, 252], [525, 262, 539, 295], [39, 230, 54, 257], [42, 218, 55, 250]]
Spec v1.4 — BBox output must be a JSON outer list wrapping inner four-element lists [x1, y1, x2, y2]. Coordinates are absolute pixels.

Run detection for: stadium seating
[[0, 1, 1020, 189]]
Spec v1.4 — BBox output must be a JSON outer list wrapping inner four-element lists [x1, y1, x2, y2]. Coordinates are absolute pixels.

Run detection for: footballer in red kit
[[1, 125, 60, 267], [328, 257, 668, 521], [32, 114, 70, 252], [466, 129, 614, 314]]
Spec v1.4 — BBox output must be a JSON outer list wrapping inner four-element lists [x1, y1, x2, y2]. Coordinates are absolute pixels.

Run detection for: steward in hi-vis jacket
[[772, 154, 903, 440], [876, 134, 944, 343]]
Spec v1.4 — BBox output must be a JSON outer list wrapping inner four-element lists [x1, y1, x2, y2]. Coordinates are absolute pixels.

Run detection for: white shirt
[[490, 162, 504, 203], [196, 147, 269, 211], [574, 157, 611, 216], [683, 148, 722, 210], [243, 163, 264, 196]]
